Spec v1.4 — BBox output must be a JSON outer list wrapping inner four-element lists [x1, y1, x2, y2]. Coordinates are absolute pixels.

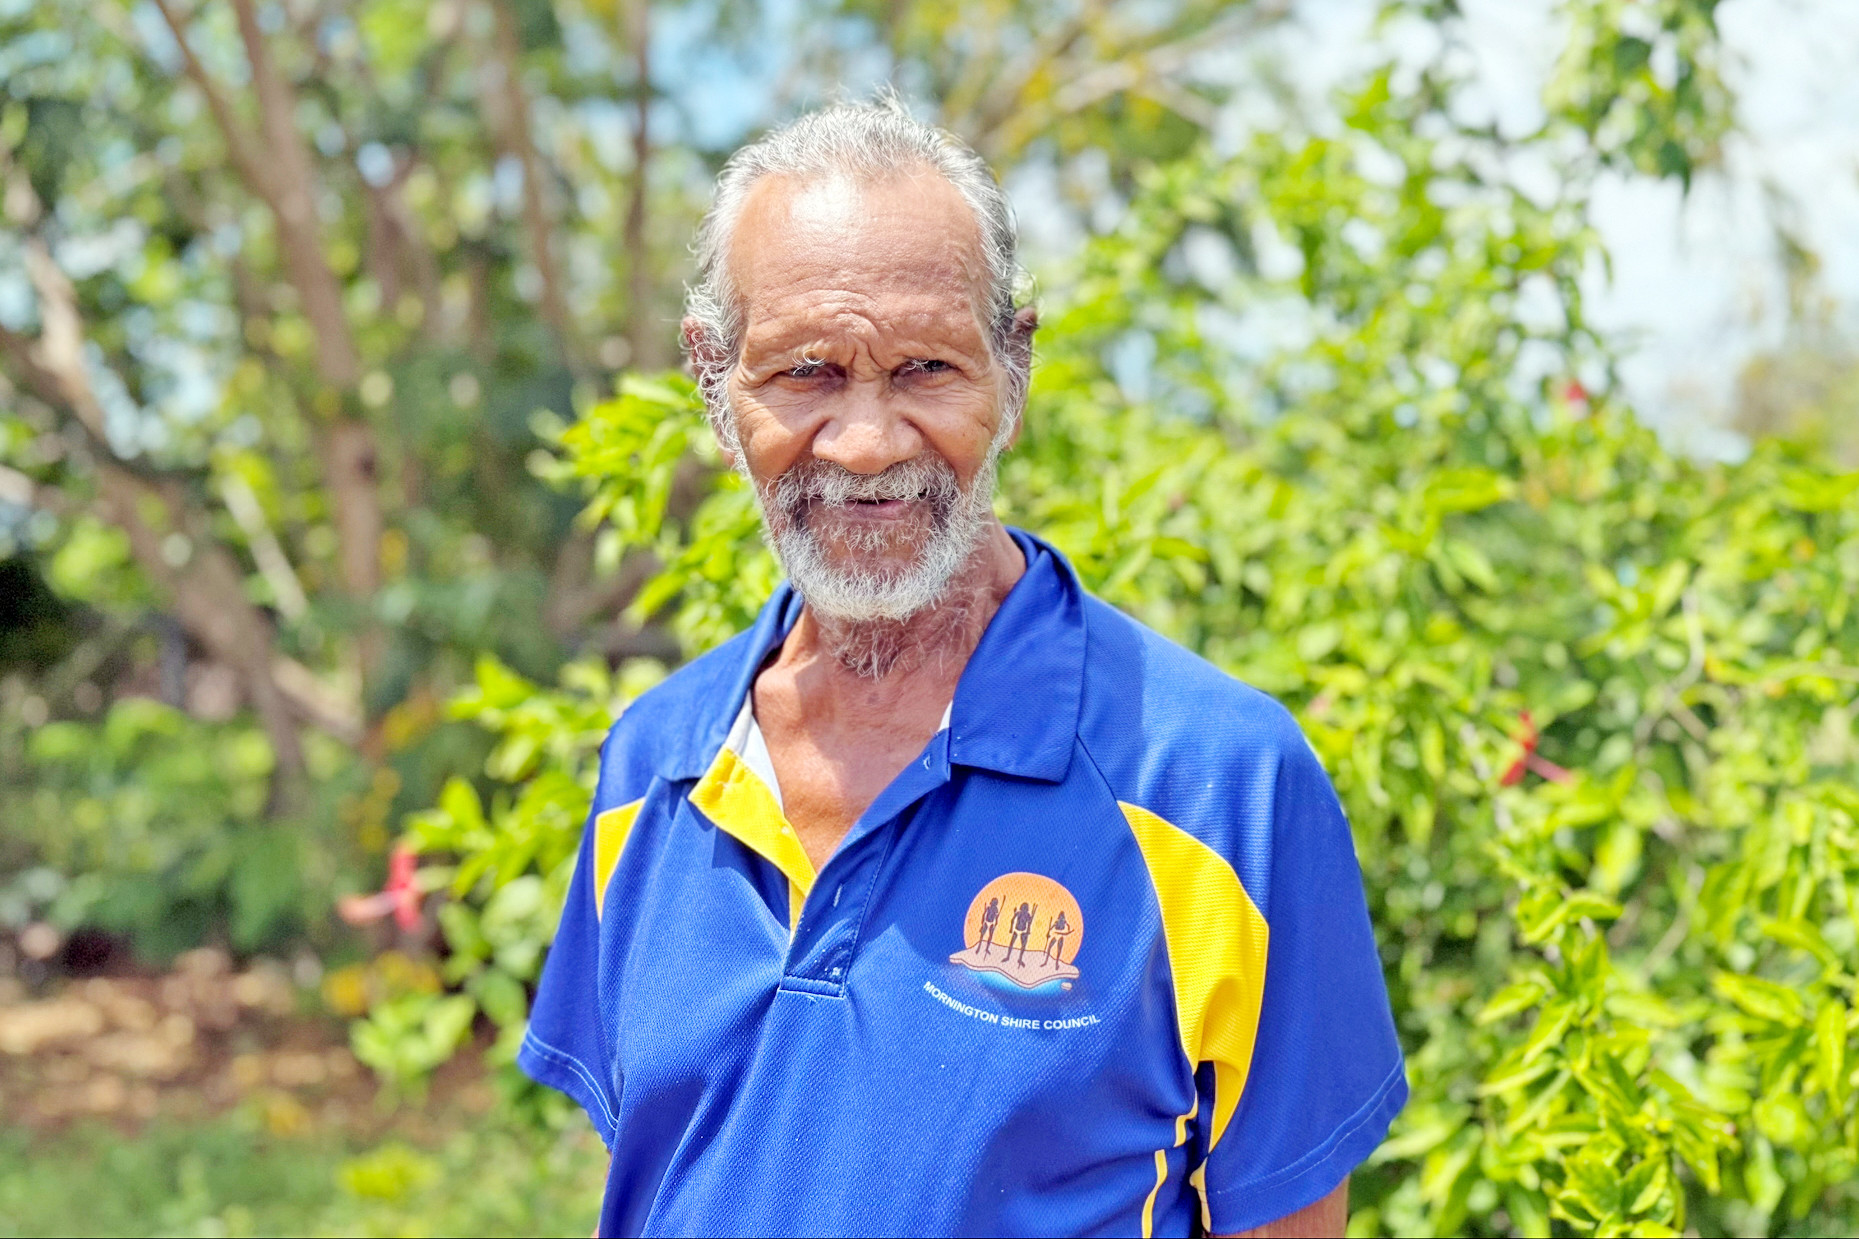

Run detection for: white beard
[[754, 445, 1001, 624]]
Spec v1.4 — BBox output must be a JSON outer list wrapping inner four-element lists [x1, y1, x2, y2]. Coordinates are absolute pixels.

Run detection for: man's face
[[715, 170, 1012, 621]]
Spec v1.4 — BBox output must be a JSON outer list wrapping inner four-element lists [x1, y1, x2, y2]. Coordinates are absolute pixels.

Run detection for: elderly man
[[520, 99, 1405, 1238]]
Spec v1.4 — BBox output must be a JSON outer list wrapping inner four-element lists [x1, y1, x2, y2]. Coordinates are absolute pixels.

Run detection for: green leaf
[[437, 902, 490, 963], [1481, 1052, 1555, 1102], [1711, 973, 1807, 1027], [1778, 468, 1859, 512], [437, 777, 488, 834], [1477, 981, 1547, 1025], [1814, 1000, 1848, 1107], [1752, 1092, 1812, 1149], [1423, 467, 1512, 514], [466, 967, 529, 1029], [1518, 891, 1622, 944], [1520, 1001, 1577, 1068], [1443, 540, 1500, 593], [1762, 918, 1839, 968]]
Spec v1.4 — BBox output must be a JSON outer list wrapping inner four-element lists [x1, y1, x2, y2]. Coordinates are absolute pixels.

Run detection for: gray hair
[[684, 94, 1030, 453]]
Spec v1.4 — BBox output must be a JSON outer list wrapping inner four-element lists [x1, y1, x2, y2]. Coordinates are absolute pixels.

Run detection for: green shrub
[[0, 699, 366, 959], [355, 654, 662, 1089]]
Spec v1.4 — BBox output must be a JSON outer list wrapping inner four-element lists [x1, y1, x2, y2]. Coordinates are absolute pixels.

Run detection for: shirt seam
[[1073, 735, 1204, 1111], [519, 1029, 619, 1133], [1203, 1054, 1406, 1202]]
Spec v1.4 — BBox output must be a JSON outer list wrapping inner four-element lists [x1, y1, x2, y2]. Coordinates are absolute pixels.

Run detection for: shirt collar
[[946, 528, 1084, 782], [653, 527, 1085, 785]]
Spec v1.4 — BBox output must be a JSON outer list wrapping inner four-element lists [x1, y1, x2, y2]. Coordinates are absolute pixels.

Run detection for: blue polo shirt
[[519, 529, 1405, 1237]]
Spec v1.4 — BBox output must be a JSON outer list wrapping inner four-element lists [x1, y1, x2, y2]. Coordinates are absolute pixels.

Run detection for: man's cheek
[[936, 388, 1008, 463], [736, 410, 805, 486]]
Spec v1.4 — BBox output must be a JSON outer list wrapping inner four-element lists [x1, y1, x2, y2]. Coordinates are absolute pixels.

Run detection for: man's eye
[[901, 359, 951, 375], [787, 361, 823, 379]]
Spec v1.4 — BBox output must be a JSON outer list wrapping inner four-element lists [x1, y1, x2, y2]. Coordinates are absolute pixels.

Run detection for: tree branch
[[2, 169, 308, 800], [12, 393, 312, 801], [489, 0, 580, 368], [16, 239, 113, 444], [219, 470, 310, 622], [362, 153, 442, 339], [948, 0, 1103, 144], [621, 0, 656, 368], [962, 3, 1286, 159], [272, 653, 363, 743], [146, 0, 384, 638], [227, 0, 362, 390], [209, 0, 384, 674], [149, 0, 278, 203]]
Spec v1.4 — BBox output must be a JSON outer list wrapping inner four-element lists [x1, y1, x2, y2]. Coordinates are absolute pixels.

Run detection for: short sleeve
[[517, 752, 622, 1146], [1198, 739, 1407, 1234]]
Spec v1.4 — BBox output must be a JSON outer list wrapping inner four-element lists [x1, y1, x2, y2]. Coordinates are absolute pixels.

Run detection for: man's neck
[[786, 519, 1025, 693], [751, 520, 1025, 870]]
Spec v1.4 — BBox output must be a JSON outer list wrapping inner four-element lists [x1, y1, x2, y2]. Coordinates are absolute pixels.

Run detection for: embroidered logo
[[948, 871, 1083, 994]]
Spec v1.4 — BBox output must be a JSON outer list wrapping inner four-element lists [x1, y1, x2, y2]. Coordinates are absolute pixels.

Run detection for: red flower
[[1500, 710, 1572, 786], [337, 844, 424, 930], [386, 846, 421, 930]]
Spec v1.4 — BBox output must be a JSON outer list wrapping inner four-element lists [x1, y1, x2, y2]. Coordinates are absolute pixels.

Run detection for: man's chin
[[779, 535, 953, 623], [769, 493, 992, 623], [804, 517, 938, 564], [806, 550, 926, 591]]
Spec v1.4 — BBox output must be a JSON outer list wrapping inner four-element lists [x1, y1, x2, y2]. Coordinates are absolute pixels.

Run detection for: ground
[[0, 951, 606, 1238]]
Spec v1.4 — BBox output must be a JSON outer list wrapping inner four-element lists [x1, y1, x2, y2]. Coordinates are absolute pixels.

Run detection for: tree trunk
[[623, 0, 659, 368], [490, 0, 580, 370], [213, 0, 387, 681], [324, 418, 386, 675]]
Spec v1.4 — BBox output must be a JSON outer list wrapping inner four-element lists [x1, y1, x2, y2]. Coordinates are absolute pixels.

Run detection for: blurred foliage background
[[2, 0, 1856, 1235]]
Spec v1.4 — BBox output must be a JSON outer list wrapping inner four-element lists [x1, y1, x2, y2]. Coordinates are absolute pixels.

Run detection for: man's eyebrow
[[738, 334, 824, 361]]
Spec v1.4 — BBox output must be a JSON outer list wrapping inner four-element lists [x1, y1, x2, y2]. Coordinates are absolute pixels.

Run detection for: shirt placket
[[778, 727, 952, 996]]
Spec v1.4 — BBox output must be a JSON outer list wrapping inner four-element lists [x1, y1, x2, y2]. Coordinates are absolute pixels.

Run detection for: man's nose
[[809, 379, 923, 474]]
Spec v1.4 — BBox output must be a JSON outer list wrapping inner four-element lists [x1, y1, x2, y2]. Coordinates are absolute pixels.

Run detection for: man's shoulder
[[591, 625, 762, 806], [1074, 593, 1329, 910], [1076, 592, 1308, 761]]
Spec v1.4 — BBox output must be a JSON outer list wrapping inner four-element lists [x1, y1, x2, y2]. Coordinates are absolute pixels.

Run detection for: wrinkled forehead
[[726, 169, 991, 326]]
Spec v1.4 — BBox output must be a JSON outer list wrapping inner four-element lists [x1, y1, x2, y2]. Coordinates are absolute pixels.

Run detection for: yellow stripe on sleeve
[[1121, 801, 1270, 1153], [1140, 1148, 1167, 1237], [1142, 1073, 1200, 1234]]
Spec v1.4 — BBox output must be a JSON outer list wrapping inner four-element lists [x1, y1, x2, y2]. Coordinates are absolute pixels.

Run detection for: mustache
[[770, 455, 962, 519], [752, 446, 1000, 633]]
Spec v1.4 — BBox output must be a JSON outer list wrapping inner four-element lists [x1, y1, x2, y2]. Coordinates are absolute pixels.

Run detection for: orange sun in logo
[[948, 872, 1084, 991]]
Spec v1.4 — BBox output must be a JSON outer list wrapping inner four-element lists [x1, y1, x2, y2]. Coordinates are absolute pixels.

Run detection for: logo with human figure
[[949, 872, 1083, 993]]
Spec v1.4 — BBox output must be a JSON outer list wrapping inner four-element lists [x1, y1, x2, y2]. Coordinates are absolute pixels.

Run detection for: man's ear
[[1006, 305, 1039, 450], [1010, 305, 1039, 370], [682, 315, 721, 369], [682, 316, 740, 467]]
